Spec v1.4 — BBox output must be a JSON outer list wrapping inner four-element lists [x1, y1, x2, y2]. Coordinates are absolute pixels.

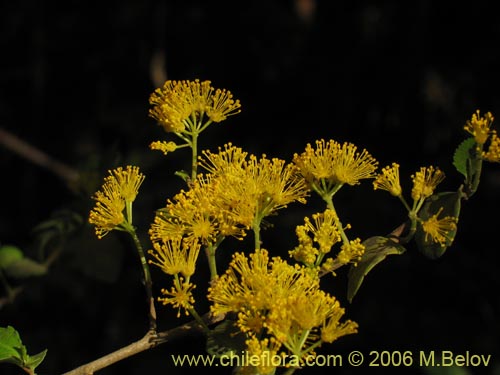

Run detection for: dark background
[[1, 1, 499, 374]]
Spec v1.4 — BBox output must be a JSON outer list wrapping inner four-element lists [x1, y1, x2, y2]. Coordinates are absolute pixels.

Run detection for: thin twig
[[62, 312, 224, 375], [0, 127, 79, 186]]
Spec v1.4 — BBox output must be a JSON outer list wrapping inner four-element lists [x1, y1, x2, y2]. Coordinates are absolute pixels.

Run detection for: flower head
[[89, 165, 144, 238], [373, 163, 402, 197], [337, 238, 365, 265], [411, 166, 445, 202], [88, 180, 126, 239], [148, 238, 201, 278], [290, 210, 342, 266], [293, 139, 378, 195], [158, 278, 196, 318], [149, 79, 241, 134], [421, 207, 458, 247], [464, 110, 494, 145], [149, 174, 246, 246], [109, 166, 145, 203], [200, 144, 309, 226]]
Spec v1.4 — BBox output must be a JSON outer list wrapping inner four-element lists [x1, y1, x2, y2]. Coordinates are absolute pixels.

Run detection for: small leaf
[[415, 191, 462, 259], [453, 137, 476, 178], [347, 236, 406, 302], [0, 245, 24, 270], [206, 318, 247, 358], [174, 170, 190, 183], [25, 349, 48, 370], [4, 258, 47, 279]]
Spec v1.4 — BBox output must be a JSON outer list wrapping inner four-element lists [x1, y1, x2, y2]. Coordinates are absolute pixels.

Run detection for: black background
[[1, 1, 499, 374]]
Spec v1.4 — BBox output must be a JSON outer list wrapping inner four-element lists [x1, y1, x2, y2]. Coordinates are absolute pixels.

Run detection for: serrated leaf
[[206, 319, 247, 358], [0, 245, 24, 270], [0, 326, 24, 361], [347, 236, 406, 303], [4, 258, 47, 279], [415, 191, 462, 259], [453, 137, 476, 178]]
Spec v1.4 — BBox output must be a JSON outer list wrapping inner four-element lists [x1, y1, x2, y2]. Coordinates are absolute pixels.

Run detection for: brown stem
[[62, 312, 224, 375], [0, 127, 79, 186]]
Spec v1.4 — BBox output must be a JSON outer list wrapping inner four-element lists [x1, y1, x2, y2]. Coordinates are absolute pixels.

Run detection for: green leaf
[[174, 170, 190, 182], [0, 326, 24, 361], [347, 236, 406, 303], [25, 349, 48, 370], [0, 245, 24, 270], [453, 137, 476, 178], [0, 326, 47, 372], [415, 191, 462, 259], [4, 257, 47, 279], [206, 318, 247, 358]]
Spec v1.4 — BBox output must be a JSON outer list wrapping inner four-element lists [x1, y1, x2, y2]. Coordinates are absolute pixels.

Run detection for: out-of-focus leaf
[[4, 257, 47, 279], [0, 245, 23, 270]]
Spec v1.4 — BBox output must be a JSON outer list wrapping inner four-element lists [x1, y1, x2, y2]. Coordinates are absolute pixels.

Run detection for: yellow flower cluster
[[208, 249, 358, 366], [149, 144, 309, 251], [411, 166, 445, 202], [88, 166, 145, 238], [293, 139, 378, 196], [149, 140, 178, 155], [464, 110, 494, 145], [148, 79, 241, 134], [290, 209, 363, 269]]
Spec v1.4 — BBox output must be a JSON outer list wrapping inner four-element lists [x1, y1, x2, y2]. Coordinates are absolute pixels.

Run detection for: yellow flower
[[246, 155, 309, 219], [421, 207, 458, 247], [88, 166, 145, 238], [411, 166, 445, 201], [148, 79, 241, 134], [158, 278, 196, 318], [205, 86, 242, 122], [149, 80, 192, 133], [148, 238, 201, 277], [293, 139, 378, 195], [483, 130, 500, 162], [321, 300, 358, 343], [150, 140, 177, 155], [464, 110, 494, 145], [108, 166, 145, 203], [337, 238, 365, 265], [373, 163, 402, 196], [88, 179, 126, 239], [332, 141, 379, 185], [290, 210, 342, 266]]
